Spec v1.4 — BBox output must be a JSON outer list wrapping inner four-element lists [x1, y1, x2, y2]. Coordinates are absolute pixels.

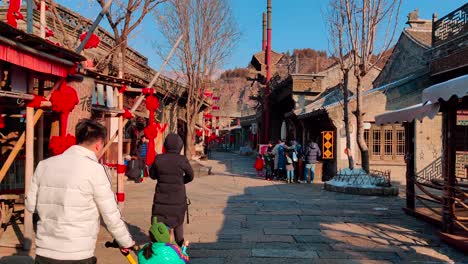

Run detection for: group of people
[[254, 139, 321, 184], [25, 119, 194, 264]]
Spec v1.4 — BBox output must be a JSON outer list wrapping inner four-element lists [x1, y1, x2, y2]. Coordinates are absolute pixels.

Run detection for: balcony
[[431, 3, 468, 76]]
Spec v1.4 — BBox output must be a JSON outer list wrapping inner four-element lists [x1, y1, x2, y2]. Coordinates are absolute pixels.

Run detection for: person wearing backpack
[[303, 140, 321, 184]]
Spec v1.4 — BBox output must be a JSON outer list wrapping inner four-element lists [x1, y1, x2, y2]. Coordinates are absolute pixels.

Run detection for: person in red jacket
[[254, 154, 265, 178]]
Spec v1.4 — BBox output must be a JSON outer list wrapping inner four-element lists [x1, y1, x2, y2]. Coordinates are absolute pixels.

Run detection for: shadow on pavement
[[187, 179, 467, 264]]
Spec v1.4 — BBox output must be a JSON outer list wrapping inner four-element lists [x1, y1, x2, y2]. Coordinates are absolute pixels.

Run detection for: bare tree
[[328, 0, 401, 173], [156, 0, 239, 158], [96, 0, 167, 77]]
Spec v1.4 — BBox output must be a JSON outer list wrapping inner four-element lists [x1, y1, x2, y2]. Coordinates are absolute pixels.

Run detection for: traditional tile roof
[[404, 28, 432, 48]]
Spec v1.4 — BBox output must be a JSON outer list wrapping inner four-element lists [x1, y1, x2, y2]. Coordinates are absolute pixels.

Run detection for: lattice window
[[384, 129, 393, 156], [365, 124, 405, 161], [396, 129, 405, 156], [372, 129, 381, 157]]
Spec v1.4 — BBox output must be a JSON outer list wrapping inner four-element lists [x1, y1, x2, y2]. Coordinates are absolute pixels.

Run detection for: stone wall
[[414, 115, 443, 173]]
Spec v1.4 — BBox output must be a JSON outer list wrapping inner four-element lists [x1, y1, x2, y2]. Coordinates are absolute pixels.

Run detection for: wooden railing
[[433, 3, 468, 47]]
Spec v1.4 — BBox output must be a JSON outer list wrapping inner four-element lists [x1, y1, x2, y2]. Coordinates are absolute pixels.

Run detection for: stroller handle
[[105, 240, 139, 250], [105, 240, 139, 264]]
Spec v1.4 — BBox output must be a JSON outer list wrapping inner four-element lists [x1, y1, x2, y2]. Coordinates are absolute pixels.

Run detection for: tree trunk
[[342, 71, 354, 170], [355, 75, 369, 173], [171, 102, 178, 133], [119, 43, 128, 78], [185, 120, 194, 159]]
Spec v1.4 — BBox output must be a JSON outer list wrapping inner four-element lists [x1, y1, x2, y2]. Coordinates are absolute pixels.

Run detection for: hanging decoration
[[122, 109, 134, 119], [35, 2, 50, 11], [26, 95, 47, 108], [143, 92, 167, 166], [6, 0, 23, 28], [195, 129, 203, 137], [45, 27, 54, 38], [212, 96, 220, 100], [79, 32, 101, 49], [203, 91, 213, 97], [0, 115, 4, 129], [49, 82, 79, 155], [204, 113, 213, 119], [212, 106, 220, 110], [118, 85, 127, 94]]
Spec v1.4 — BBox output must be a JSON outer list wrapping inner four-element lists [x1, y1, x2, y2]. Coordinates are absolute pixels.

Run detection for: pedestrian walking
[[139, 135, 148, 161], [303, 140, 321, 184], [263, 145, 274, 180], [254, 154, 265, 178], [285, 152, 295, 183], [126, 150, 145, 183], [272, 140, 286, 180], [25, 119, 134, 264], [291, 140, 302, 182], [149, 133, 194, 247]]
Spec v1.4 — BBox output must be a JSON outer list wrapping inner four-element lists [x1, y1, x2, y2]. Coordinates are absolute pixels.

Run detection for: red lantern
[[79, 32, 101, 49], [204, 91, 213, 97], [196, 129, 203, 137], [212, 96, 220, 100], [49, 134, 76, 156], [212, 106, 220, 110], [50, 83, 79, 138], [204, 113, 213, 119]]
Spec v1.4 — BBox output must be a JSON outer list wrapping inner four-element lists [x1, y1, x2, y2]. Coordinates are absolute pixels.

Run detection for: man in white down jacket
[[26, 119, 134, 264]]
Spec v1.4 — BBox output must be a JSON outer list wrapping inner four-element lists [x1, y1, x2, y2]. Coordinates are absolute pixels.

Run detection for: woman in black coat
[[149, 133, 194, 246]]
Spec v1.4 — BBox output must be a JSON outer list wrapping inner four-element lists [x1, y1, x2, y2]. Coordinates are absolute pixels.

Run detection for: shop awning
[[422, 74, 468, 103], [375, 102, 440, 126]]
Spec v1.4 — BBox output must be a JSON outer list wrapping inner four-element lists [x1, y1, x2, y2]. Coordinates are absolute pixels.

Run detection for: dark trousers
[[35, 255, 97, 264], [174, 223, 184, 247]]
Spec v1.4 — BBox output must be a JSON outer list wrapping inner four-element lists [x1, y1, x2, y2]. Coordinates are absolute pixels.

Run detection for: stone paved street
[[2, 152, 466, 263], [93, 151, 467, 264]]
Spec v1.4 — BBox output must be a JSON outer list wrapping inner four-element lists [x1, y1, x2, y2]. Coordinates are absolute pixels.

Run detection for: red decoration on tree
[[79, 32, 101, 49], [215, 116, 220, 120], [203, 91, 213, 97], [27, 95, 47, 108], [204, 113, 213, 119], [122, 109, 134, 119], [142, 88, 154, 95], [6, 0, 23, 28], [49, 134, 76, 156], [212, 106, 220, 110], [119, 85, 127, 94], [212, 96, 220, 100], [195, 129, 203, 137]]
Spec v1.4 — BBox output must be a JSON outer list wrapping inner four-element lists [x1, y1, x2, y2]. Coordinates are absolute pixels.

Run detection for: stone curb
[[323, 183, 399, 196]]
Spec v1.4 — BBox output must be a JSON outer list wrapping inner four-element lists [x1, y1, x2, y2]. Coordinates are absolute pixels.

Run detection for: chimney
[[262, 12, 267, 51]]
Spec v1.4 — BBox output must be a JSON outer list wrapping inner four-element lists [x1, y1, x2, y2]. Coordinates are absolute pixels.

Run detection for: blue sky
[[55, 0, 466, 71]]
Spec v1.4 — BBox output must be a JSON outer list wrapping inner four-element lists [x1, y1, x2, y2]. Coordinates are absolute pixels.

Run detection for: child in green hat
[[138, 217, 189, 264]]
